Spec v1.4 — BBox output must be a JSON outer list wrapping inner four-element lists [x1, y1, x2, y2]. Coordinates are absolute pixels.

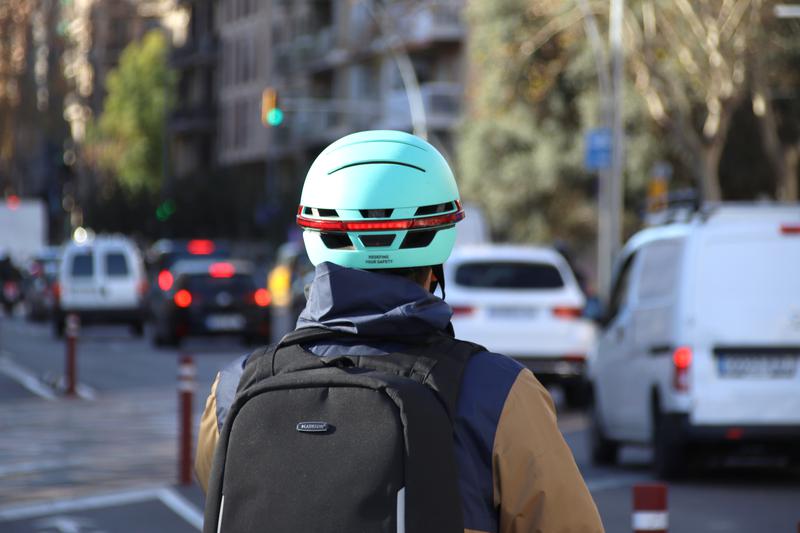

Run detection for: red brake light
[[451, 305, 475, 316], [174, 289, 192, 308], [781, 224, 800, 235], [158, 270, 173, 291], [187, 239, 215, 255], [52, 282, 60, 301], [209, 262, 235, 278], [296, 203, 465, 232], [673, 346, 692, 391], [552, 306, 583, 319], [253, 288, 272, 307], [6, 194, 20, 210]]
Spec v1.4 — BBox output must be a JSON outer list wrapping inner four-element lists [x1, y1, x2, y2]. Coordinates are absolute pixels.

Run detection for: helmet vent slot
[[320, 233, 354, 249], [327, 161, 426, 175], [399, 230, 437, 249], [415, 202, 455, 216], [305, 207, 338, 217], [359, 209, 394, 218], [359, 234, 396, 247]]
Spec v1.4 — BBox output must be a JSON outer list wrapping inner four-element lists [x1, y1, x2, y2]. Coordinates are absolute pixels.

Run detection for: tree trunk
[[777, 145, 799, 202], [701, 140, 724, 202]]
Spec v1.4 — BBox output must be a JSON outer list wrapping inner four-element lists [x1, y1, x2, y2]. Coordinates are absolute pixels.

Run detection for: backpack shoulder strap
[[419, 335, 487, 421]]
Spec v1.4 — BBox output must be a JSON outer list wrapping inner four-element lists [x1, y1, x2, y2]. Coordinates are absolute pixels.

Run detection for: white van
[[55, 236, 147, 336], [589, 204, 800, 477]]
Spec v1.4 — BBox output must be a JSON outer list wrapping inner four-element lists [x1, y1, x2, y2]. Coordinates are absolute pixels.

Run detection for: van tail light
[[451, 305, 475, 316], [253, 288, 272, 307], [552, 306, 583, 319], [52, 282, 60, 302], [780, 224, 800, 235], [137, 280, 149, 296], [563, 354, 586, 363], [672, 346, 692, 391], [174, 289, 193, 308], [158, 270, 173, 291]]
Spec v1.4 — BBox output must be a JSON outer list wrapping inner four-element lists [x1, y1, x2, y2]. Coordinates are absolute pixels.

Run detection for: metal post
[[608, 0, 625, 295], [632, 483, 668, 533], [178, 355, 196, 485], [64, 313, 79, 397]]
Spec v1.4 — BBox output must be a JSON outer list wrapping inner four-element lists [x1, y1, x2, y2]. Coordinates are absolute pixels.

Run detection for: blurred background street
[[0, 0, 799, 531]]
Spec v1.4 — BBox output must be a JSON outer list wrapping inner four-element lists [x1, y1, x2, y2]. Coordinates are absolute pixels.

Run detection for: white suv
[[588, 204, 800, 477], [55, 236, 147, 337], [445, 245, 596, 407]]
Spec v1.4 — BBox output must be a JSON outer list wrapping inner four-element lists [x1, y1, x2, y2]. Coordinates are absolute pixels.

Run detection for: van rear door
[[690, 225, 800, 426], [100, 249, 140, 310], [63, 250, 98, 310]]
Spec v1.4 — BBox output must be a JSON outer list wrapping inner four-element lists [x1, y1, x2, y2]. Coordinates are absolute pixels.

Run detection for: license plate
[[488, 306, 537, 319], [205, 314, 245, 331], [717, 355, 798, 378]]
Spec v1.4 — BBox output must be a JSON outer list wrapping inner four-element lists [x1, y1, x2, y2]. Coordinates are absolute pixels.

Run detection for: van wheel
[[53, 316, 65, 338], [653, 411, 688, 479], [589, 396, 618, 465], [130, 320, 145, 337]]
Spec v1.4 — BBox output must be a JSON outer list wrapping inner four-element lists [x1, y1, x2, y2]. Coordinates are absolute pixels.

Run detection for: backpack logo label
[[296, 421, 330, 433]]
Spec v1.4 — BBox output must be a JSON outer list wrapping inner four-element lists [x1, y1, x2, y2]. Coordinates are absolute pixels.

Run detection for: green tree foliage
[[86, 30, 175, 195], [458, 1, 662, 247]]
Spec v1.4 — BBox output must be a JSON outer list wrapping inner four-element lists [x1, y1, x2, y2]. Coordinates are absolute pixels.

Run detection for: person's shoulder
[[457, 346, 525, 409]]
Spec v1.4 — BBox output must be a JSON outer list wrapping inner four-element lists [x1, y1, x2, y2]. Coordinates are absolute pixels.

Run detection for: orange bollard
[[65, 314, 80, 397], [178, 355, 196, 485], [633, 483, 668, 533]]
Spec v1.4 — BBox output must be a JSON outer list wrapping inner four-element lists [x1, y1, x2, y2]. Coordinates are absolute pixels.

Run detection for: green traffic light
[[266, 108, 284, 127]]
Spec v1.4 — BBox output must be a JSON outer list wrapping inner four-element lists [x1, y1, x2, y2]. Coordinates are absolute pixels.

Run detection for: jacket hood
[[296, 262, 452, 337]]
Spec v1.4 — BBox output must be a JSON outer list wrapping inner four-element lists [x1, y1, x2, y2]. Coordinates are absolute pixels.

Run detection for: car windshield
[[184, 274, 255, 296], [105, 252, 129, 277], [455, 261, 564, 289], [70, 253, 93, 277]]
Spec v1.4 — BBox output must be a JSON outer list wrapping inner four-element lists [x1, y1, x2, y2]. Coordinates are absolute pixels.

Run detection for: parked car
[[588, 203, 800, 478], [23, 246, 61, 321], [54, 236, 147, 337], [152, 259, 271, 347], [444, 245, 596, 407], [144, 239, 231, 319]]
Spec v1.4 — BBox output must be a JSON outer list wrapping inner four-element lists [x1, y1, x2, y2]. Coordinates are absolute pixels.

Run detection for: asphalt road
[[0, 313, 798, 532]]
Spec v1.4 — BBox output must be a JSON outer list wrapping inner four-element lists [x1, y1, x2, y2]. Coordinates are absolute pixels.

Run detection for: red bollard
[[632, 483, 668, 533], [65, 314, 80, 397], [178, 355, 196, 485]]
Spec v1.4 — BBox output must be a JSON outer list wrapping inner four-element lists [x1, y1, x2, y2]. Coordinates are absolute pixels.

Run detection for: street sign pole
[[608, 0, 625, 299]]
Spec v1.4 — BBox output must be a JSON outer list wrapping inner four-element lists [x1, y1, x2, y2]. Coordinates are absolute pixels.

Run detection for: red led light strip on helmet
[[297, 202, 465, 232]]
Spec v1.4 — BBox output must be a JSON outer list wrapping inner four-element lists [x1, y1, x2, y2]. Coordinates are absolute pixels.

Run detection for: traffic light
[[156, 200, 176, 221], [261, 87, 284, 127]]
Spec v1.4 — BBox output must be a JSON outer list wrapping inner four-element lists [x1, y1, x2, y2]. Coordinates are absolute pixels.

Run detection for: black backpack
[[203, 326, 485, 533]]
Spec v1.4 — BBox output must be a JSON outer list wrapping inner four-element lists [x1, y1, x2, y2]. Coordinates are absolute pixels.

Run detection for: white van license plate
[[205, 314, 245, 331], [717, 355, 797, 378]]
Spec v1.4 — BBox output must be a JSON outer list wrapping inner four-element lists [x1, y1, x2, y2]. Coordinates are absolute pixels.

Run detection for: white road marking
[[156, 487, 204, 531], [586, 473, 651, 492], [0, 458, 89, 477], [0, 486, 165, 521], [0, 352, 56, 400], [0, 485, 204, 530]]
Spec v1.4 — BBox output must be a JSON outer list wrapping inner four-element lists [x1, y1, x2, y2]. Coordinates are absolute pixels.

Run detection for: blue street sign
[[585, 127, 612, 171]]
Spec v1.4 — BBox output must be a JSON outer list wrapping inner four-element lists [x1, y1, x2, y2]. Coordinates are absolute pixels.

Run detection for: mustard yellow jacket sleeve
[[493, 369, 604, 533], [195, 373, 221, 493]]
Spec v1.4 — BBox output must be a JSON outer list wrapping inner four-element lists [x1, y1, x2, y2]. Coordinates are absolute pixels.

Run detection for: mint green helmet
[[297, 130, 465, 269]]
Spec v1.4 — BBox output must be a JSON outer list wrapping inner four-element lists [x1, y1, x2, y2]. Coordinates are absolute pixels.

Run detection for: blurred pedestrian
[[196, 131, 604, 532]]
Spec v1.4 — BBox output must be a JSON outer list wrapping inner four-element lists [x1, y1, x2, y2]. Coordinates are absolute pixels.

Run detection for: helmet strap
[[430, 264, 446, 300]]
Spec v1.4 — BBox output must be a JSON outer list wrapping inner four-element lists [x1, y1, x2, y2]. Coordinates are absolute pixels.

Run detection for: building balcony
[[393, 2, 463, 46], [378, 82, 462, 131], [168, 104, 215, 134]]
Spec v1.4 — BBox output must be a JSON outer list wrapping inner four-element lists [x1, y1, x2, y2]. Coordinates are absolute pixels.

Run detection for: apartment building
[[215, 0, 465, 213]]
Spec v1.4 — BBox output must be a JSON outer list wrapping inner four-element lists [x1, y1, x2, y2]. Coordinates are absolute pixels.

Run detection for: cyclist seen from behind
[[196, 130, 604, 533]]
